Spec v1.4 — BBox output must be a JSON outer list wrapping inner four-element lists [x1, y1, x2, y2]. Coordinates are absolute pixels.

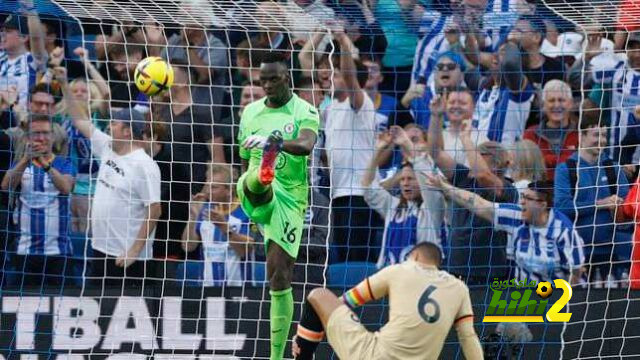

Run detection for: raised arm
[[25, 8, 48, 68], [425, 172, 496, 222], [427, 95, 457, 180], [334, 28, 365, 110], [459, 120, 505, 195], [55, 67, 94, 139], [74, 47, 111, 102], [500, 42, 528, 93], [298, 31, 326, 77], [362, 132, 393, 188]]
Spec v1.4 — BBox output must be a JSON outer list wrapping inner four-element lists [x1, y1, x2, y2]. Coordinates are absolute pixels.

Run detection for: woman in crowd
[[510, 139, 547, 197]]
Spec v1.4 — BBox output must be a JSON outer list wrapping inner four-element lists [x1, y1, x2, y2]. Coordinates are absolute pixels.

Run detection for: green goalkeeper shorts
[[237, 172, 305, 259]]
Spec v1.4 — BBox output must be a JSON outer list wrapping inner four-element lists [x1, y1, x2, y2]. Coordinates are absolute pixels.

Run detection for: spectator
[[370, 0, 422, 96], [324, 29, 381, 262], [554, 115, 631, 285], [151, 23, 229, 118], [363, 59, 398, 131], [428, 88, 487, 167], [239, 83, 267, 118], [401, 51, 467, 129], [472, 42, 535, 148], [428, 176, 585, 283], [4, 83, 68, 160], [523, 80, 578, 181], [375, 123, 429, 188], [566, 22, 619, 92], [0, 12, 48, 110], [414, 0, 526, 85], [429, 102, 519, 283], [153, 64, 225, 261], [331, 1, 387, 62], [61, 66, 162, 287], [0, 85, 16, 284], [59, 47, 111, 233], [293, 189, 331, 286], [102, 43, 145, 109], [507, 15, 566, 87], [0, 114, 75, 287], [287, 0, 335, 46], [361, 127, 444, 268], [295, 77, 323, 109], [590, 30, 640, 165], [511, 139, 547, 197], [182, 164, 255, 286]]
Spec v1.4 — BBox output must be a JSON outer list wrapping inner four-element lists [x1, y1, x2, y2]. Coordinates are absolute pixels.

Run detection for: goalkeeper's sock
[[270, 288, 294, 360], [246, 168, 269, 194], [294, 301, 324, 360]]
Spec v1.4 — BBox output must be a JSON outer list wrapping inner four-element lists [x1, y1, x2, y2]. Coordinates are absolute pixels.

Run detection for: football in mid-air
[[536, 281, 553, 299], [134, 56, 174, 96]]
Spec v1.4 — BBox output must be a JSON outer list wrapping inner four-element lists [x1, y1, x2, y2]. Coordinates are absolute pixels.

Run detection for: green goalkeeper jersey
[[238, 94, 319, 209]]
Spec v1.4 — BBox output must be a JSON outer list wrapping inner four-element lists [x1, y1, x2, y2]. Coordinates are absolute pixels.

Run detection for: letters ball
[[134, 57, 174, 96], [536, 281, 553, 299]]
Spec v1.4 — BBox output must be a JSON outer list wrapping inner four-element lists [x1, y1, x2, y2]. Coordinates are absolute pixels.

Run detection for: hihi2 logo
[[482, 278, 573, 323]]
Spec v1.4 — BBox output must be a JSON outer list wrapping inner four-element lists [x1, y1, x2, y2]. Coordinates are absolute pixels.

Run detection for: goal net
[[0, 0, 639, 358]]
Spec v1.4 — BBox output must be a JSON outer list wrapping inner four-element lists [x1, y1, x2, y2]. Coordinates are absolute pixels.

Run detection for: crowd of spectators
[[1, 0, 640, 292]]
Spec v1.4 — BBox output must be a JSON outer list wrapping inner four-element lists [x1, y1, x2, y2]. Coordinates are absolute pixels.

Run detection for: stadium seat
[[253, 261, 267, 285], [327, 262, 378, 288], [175, 261, 204, 286]]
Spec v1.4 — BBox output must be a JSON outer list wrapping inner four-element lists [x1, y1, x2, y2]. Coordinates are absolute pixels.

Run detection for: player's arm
[[342, 265, 395, 309], [425, 173, 495, 222], [283, 129, 317, 156], [455, 286, 484, 359], [456, 320, 483, 359]]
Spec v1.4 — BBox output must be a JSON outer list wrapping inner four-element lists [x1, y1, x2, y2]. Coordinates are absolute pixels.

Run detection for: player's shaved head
[[260, 52, 291, 107], [409, 242, 442, 267]]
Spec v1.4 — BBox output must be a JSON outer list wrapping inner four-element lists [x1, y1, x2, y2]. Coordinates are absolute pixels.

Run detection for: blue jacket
[[554, 152, 632, 258]]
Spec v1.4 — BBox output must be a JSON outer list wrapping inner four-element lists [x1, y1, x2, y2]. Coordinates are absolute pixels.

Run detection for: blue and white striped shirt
[[593, 62, 640, 164], [412, 0, 519, 83], [14, 157, 75, 256], [494, 203, 585, 283], [195, 203, 255, 287], [473, 83, 535, 148], [0, 51, 44, 109]]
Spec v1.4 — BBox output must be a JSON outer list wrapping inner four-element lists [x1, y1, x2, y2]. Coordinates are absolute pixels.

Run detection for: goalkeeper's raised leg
[[236, 52, 319, 360]]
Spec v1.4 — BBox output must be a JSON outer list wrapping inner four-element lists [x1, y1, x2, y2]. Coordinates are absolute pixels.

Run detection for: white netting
[[1, 0, 640, 358]]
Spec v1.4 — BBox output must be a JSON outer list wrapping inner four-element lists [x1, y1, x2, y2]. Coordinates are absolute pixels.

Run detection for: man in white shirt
[[323, 28, 380, 262], [57, 67, 162, 287]]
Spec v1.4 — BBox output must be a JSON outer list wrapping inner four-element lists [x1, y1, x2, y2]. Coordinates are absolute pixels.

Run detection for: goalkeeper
[[237, 52, 319, 360]]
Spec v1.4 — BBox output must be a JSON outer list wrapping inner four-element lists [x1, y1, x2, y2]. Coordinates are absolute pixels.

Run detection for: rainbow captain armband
[[342, 279, 375, 309]]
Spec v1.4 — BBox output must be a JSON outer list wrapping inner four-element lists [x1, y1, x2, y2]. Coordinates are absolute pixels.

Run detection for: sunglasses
[[436, 63, 458, 71]]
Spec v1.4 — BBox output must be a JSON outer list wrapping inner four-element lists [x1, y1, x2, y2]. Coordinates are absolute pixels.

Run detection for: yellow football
[[134, 56, 174, 96], [536, 281, 553, 299]]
